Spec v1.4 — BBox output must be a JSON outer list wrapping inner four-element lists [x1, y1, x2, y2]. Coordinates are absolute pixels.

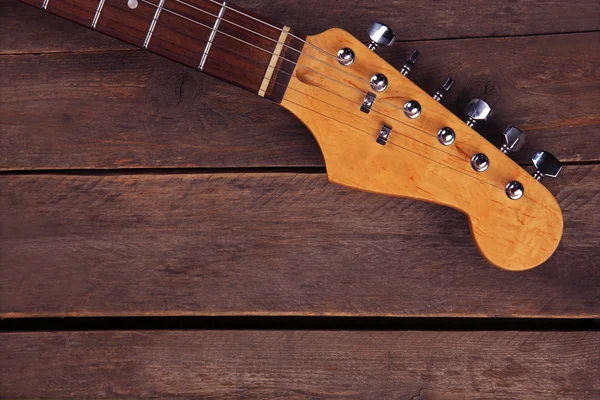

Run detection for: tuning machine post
[[400, 50, 420, 76], [433, 77, 454, 102]]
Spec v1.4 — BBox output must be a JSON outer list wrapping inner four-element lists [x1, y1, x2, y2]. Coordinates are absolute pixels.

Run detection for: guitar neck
[[21, 0, 305, 103]]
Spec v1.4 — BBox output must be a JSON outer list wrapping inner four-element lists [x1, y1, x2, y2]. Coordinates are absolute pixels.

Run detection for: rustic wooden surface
[[1, 331, 599, 399], [2, 31, 599, 169], [1, 0, 599, 397], [1, 165, 598, 318]]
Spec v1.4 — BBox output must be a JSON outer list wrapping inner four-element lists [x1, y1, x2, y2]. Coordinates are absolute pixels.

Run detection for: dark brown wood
[[1, 31, 598, 170], [3, 0, 599, 56], [92, 0, 157, 47], [1, 165, 598, 318], [17, 0, 306, 100], [1, 331, 598, 398], [0, 0, 134, 54]]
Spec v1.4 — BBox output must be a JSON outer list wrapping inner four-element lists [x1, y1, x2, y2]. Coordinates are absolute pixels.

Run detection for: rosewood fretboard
[[20, 0, 305, 102]]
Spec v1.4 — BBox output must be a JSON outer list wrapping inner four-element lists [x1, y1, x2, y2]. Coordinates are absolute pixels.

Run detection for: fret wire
[[199, 0, 227, 71], [91, 0, 106, 29], [143, 0, 166, 49], [42, 0, 50, 9], [136, 0, 453, 146]]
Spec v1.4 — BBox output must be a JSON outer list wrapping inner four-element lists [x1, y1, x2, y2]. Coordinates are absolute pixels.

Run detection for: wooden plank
[[3, 0, 600, 55], [1, 32, 598, 170], [1, 165, 598, 318], [1, 330, 598, 398]]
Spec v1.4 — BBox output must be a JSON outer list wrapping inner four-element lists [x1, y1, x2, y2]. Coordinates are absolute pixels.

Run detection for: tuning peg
[[368, 22, 395, 52], [433, 77, 454, 102], [532, 151, 562, 181], [465, 99, 493, 128], [500, 125, 526, 154], [400, 50, 420, 76]]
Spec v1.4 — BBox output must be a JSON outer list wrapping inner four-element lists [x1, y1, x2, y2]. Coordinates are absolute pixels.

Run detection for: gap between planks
[[0, 316, 598, 332], [0, 160, 598, 176]]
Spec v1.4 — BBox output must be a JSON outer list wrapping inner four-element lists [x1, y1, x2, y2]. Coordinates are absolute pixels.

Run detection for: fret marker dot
[[127, 0, 138, 9]]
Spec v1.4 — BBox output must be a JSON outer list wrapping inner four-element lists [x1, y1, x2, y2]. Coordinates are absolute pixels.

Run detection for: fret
[[92, 0, 107, 29], [199, 0, 226, 71], [143, 0, 166, 48], [21, 0, 307, 103]]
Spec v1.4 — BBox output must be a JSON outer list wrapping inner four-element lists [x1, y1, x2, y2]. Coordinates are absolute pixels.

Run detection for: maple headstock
[[280, 27, 563, 271]]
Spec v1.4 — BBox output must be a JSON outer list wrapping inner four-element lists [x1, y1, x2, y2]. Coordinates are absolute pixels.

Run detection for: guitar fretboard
[[21, 0, 305, 102]]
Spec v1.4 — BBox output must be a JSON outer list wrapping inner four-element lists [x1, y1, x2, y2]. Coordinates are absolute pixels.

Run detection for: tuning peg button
[[532, 151, 562, 181], [368, 22, 395, 52], [433, 77, 454, 102], [501, 125, 526, 154], [465, 99, 493, 128]]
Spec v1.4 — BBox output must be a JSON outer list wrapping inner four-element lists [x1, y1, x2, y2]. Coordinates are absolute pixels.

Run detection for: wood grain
[[1, 32, 598, 170], [1, 165, 598, 318], [3, 0, 599, 55], [17, 0, 306, 101], [1, 330, 598, 399], [284, 28, 564, 271]]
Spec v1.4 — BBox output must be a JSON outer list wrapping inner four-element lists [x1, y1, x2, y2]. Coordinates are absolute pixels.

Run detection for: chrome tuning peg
[[532, 151, 562, 181], [500, 125, 526, 154], [433, 77, 454, 102], [400, 50, 420, 76], [465, 99, 492, 128], [368, 22, 395, 52]]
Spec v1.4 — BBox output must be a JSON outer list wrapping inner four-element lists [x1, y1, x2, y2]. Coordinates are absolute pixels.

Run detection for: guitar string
[[172, 0, 388, 93], [181, 38, 506, 190], [133, 9, 506, 191], [177, 0, 339, 60], [148, 0, 441, 131], [137, 0, 481, 156], [115, 0, 511, 193]]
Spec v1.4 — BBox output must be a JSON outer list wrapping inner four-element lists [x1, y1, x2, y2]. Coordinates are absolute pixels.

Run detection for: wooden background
[[1, 0, 599, 397]]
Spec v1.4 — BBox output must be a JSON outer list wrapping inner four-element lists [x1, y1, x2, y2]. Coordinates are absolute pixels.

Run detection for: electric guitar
[[19, 0, 564, 271]]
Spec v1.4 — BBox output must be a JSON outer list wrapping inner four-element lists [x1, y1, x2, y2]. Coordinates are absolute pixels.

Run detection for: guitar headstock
[[281, 24, 564, 271]]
